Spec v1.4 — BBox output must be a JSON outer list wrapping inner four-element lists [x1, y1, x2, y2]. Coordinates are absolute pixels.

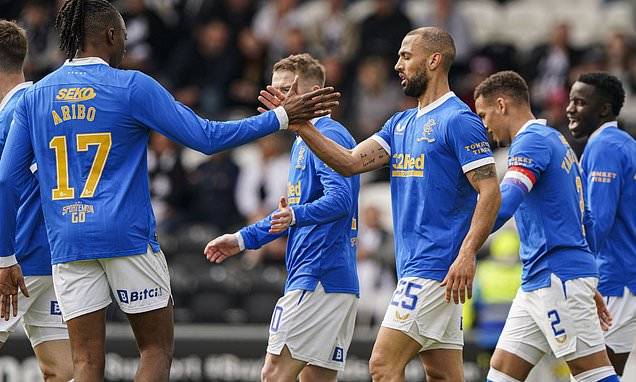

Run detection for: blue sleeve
[[372, 113, 398, 154], [492, 182, 527, 232], [0, 97, 35, 258], [291, 129, 354, 227], [492, 133, 549, 232], [129, 72, 282, 155], [582, 143, 623, 248], [239, 213, 286, 250], [446, 111, 494, 173]]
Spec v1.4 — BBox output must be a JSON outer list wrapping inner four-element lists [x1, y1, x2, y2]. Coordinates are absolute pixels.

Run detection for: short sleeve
[[507, 131, 550, 180], [447, 111, 495, 173], [371, 113, 400, 155]]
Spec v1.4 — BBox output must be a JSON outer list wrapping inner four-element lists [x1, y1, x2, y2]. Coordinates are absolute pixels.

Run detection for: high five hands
[[258, 76, 338, 129]]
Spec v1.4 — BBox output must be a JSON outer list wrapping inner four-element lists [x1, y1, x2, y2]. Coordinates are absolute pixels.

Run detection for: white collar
[[0, 81, 33, 113], [64, 57, 109, 66], [516, 118, 547, 136], [416, 91, 455, 117], [589, 121, 618, 140]]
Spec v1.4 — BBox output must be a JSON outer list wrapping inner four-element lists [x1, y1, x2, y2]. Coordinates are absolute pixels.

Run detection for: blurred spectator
[[350, 56, 403, 140], [165, 19, 238, 116], [606, 31, 636, 95], [356, 205, 395, 327], [120, 0, 173, 72], [19, 0, 60, 80], [526, 23, 581, 111], [227, 28, 267, 110], [188, 151, 242, 232], [457, 55, 495, 109], [148, 133, 191, 231], [357, 0, 412, 63], [252, 0, 302, 69], [199, 0, 257, 39], [465, 229, 521, 350], [302, 0, 357, 62], [235, 135, 290, 224], [417, 0, 473, 64]]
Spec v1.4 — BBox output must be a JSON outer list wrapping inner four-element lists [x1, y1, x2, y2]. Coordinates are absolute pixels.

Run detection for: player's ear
[[496, 97, 506, 114], [107, 28, 116, 46], [599, 101, 613, 119], [428, 52, 442, 70]]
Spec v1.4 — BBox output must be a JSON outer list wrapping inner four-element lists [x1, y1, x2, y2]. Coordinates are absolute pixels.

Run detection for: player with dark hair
[[0, 1, 339, 381], [568, 72, 636, 376], [261, 27, 501, 382], [474, 70, 618, 382], [205, 53, 360, 382], [0, 19, 72, 382]]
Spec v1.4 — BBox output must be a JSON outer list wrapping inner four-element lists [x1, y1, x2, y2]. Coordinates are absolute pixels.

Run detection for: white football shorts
[[267, 282, 358, 371], [0, 276, 68, 347], [52, 246, 172, 321], [381, 277, 463, 351], [496, 273, 605, 364], [604, 287, 636, 354]]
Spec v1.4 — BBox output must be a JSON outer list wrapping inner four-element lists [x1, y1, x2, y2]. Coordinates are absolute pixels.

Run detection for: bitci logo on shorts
[[116, 287, 163, 304]]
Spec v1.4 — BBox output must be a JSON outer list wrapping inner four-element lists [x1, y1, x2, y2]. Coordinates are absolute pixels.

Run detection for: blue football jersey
[[0, 82, 52, 275], [372, 92, 495, 281], [502, 120, 597, 292], [241, 116, 360, 295], [0, 57, 285, 264], [581, 122, 636, 297]]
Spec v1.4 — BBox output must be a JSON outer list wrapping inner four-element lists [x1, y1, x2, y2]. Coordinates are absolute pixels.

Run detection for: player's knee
[[139, 345, 173, 369], [260, 362, 280, 382], [425, 365, 460, 382], [368, 352, 400, 380], [40, 361, 73, 382]]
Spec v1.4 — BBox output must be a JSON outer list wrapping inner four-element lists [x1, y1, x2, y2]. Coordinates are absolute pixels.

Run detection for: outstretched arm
[[259, 84, 389, 176], [442, 164, 501, 304]]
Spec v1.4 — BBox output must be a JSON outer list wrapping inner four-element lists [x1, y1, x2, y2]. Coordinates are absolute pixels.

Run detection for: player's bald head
[[405, 27, 456, 71]]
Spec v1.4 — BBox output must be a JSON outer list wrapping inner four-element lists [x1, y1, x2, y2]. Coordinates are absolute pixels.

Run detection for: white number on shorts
[[270, 305, 283, 332], [390, 280, 422, 311]]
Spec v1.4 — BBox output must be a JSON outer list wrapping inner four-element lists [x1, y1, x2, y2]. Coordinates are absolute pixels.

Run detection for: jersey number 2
[[49, 133, 112, 200]]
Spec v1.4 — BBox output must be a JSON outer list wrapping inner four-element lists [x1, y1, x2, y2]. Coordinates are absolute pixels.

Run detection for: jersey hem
[[51, 244, 152, 265]]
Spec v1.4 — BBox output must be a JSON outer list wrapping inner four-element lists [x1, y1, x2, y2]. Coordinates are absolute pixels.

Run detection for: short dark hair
[[474, 70, 530, 105], [406, 27, 456, 72], [0, 20, 27, 72], [55, 0, 120, 60], [577, 72, 625, 116], [273, 53, 326, 87]]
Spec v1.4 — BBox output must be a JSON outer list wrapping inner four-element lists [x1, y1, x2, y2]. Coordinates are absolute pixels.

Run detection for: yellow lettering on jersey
[[51, 110, 62, 125], [61, 106, 71, 121], [392, 153, 424, 177], [287, 181, 302, 204], [55, 87, 96, 102], [51, 105, 96, 125], [351, 218, 357, 230], [560, 149, 577, 174]]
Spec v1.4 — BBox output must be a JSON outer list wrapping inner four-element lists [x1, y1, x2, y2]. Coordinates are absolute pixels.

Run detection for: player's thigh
[[101, 247, 172, 316], [370, 327, 422, 370], [418, 348, 463, 382], [126, 302, 174, 356], [299, 364, 337, 382], [32, 338, 73, 381], [22, 277, 68, 349], [566, 349, 612, 376], [66, 308, 107, 364], [262, 345, 306, 382], [489, 347, 535, 381]]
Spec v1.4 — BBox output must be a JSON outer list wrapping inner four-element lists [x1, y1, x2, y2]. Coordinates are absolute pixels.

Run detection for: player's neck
[[0, 71, 26, 101], [417, 79, 450, 110], [75, 48, 111, 66], [509, 109, 536, 138]]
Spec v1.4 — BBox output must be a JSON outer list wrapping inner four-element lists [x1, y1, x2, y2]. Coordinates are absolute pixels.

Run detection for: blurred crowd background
[[2, 0, 635, 354]]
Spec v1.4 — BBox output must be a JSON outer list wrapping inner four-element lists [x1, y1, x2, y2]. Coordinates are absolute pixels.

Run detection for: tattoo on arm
[[470, 164, 497, 181]]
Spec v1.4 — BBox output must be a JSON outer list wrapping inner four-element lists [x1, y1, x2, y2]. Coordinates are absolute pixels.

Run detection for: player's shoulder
[[315, 117, 356, 147]]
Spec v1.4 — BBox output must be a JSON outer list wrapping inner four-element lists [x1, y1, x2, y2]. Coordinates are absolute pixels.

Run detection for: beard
[[404, 69, 428, 97]]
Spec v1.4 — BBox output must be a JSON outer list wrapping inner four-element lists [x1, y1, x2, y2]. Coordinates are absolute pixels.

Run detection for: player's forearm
[[292, 191, 351, 227], [297, 124, 359, 177], [240, 213, 286, 250], [492, 182, 526, 232], [461, 184, 501, 256], [205, 108, 286, 154]]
